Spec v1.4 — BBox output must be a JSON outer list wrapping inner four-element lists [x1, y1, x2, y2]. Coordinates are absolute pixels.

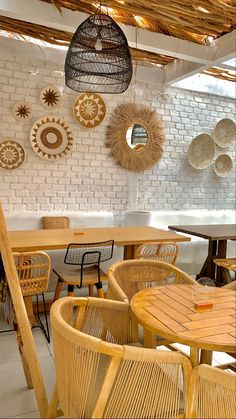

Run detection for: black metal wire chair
[[53, 240, 114, 300]]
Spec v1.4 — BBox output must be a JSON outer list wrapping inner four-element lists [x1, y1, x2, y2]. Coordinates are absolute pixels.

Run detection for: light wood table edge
[[130, 299, 236, 354]]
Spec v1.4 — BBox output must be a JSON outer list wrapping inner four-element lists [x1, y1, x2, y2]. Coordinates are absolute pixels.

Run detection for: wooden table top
[[8, 226, 190, 252], [131, 284, 236, 353], [168, 224, 236, 240]]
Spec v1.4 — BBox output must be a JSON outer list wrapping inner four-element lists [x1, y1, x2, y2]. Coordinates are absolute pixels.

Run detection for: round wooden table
[[131, 284, 236, 366]]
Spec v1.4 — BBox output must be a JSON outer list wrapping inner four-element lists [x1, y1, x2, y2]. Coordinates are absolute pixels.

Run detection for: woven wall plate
[[13, 102, 32, 122], [0, 139, 25, 170], [73, 93, 106, 128], [214, 153, 233, 177], [213, 118, 236, 148], [30, 116, 73, 161], [188, 134, 215, 169], [40, 85, 61, 109]]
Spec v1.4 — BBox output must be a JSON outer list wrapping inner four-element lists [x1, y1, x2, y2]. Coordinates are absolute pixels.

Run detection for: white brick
[[0, 54, 234, 216]]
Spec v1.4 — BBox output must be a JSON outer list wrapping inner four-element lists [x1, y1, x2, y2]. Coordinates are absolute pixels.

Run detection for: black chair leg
[[95, 282, 104, 298], [36, 294, 50, 343], [67, 284, 75, 296]]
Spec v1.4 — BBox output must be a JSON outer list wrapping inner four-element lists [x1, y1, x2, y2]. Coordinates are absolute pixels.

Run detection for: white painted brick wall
[[0, 53, 235, 225]]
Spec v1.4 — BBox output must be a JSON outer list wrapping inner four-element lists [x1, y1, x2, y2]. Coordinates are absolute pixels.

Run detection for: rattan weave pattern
[[213, 119, 236, 148], [214, 154, 233, 177], [188, 134, 215, 170], [65, 13, 132, 94], [42, 216, 70, 229], [13, 252, 50, 296]]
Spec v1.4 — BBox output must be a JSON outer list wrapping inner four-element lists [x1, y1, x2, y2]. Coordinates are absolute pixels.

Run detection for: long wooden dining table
[[8, 225, 191, 259]]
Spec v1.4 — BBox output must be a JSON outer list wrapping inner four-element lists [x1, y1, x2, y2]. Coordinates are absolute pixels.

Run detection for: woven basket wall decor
[[188, 134, 215, 169], [30, 115, 73, 160], [0, 139, 25, 170], [40, 85, 61, 109], [73, 93, 106, 128], [13, 102, 32, 122], [214, 154, 233, 177], [213, 118, 236, 148]]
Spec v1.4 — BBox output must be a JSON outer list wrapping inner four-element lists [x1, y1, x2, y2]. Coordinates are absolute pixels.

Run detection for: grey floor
[[0, 307, 235, 418]]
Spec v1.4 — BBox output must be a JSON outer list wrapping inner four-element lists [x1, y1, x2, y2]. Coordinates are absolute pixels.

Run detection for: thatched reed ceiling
[[41, 0, 236, 45], [0, 1, 235, 82], [0, 15, 176, 67]]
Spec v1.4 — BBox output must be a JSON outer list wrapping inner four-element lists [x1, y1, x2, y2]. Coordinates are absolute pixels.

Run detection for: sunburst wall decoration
[[73, 93, 106, 128], [40, 85, 61, 109], [30, 115, 73, 161], [0, 139, 25, 170], [13, 102, 32, 122], [106, 103, 165, 171]]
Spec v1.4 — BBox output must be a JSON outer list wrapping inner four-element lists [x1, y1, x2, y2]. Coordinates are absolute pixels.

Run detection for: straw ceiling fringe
[[41, 0, 236, 44]]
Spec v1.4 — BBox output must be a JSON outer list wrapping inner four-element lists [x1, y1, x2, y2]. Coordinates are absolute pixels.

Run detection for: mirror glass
[[126, 124, 148, 150]]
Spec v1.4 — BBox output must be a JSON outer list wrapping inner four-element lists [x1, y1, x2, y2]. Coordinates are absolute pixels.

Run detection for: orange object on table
[[194, 301, 213, 310]]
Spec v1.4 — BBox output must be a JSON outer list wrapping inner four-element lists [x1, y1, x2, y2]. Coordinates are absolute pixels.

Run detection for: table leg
[[196, 240, 217, 281], [124, 244, 136, 260], [200, 350, 213, 365], [216, 240, 227, 286], [143, 328, 156, 349], [190, 347, 199, 367]]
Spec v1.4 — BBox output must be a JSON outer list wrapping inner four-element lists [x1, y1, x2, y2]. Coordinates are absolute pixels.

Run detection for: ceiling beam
[[164, 30, 236, 85]]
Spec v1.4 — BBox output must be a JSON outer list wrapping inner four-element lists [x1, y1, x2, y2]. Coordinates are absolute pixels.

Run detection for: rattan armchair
[[53, 240, 114, 301], [13, 251, 51, 342], [187, 364, 236, 418], [107, 259, 196, 345], [135, 242, 179, 264], [108, 259, 195, 302], [47, 296, 192, 419]]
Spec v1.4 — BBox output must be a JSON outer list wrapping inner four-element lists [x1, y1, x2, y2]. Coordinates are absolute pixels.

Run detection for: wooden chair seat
[[214, 258, 236, 271], [214, 258, 236, 284], [53, 265, 107, 285]]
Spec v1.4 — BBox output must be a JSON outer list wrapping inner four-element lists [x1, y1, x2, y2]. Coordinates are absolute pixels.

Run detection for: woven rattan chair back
[[135, 242, 179, 265], [48, 296, 192, 419], [42, 216, 70, 229], [108, 259, 195, 302], [13, 251, 50, 296], [187, 364, 236, 418], [13, 251, 51, 342]]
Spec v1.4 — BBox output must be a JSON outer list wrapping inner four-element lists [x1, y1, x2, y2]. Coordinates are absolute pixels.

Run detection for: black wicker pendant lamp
[[65, 11, 133, 94]]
